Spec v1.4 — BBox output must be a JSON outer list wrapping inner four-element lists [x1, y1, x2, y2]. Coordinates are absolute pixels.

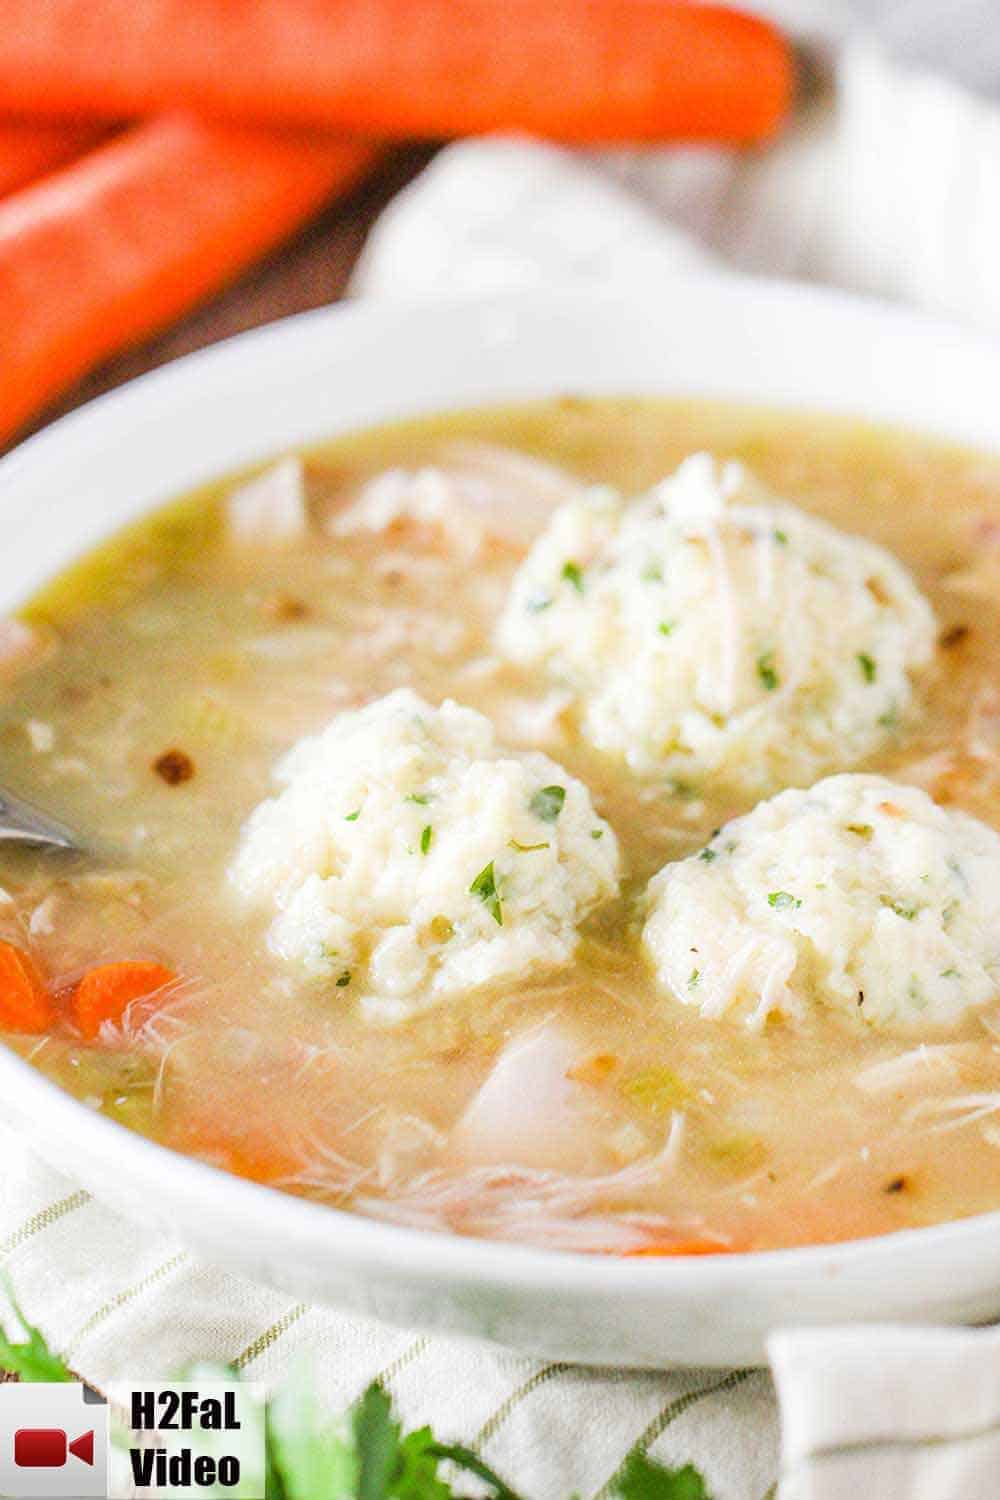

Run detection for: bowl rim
[[4, 273, 1000, 1305]]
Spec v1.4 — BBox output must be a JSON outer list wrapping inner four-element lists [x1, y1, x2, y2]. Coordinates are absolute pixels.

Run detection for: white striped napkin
[[6, 34, 1000, 1500]]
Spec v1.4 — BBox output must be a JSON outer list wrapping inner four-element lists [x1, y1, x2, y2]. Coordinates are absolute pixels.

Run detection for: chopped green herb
[[420, 825, 433, 856], [525, 593, 553, 614], [880, 895, 917, 920], [590, 828, 604, 840], [641, 561, 664, 583], [846, 823, 874, 840], [335, 970, 352, 988], [877, 704, 899, 730], [657, 619, 677, 637], [405, 792, 431, 805], [509, 838, 549, 853], [668, 778, 697, 800], [561, 560, 585, 593], [757, 651, 779, 692], [469, 861, 503, 925], [344, 808, 361, 822], [773, 528, 789, 546], [698, 847, 717, 863], [688, 968, 701, 988], [941, 967, 959, 979], [768, 891, 801, 911], [857, 651, 877, 683], [530, 784, 566, 822]]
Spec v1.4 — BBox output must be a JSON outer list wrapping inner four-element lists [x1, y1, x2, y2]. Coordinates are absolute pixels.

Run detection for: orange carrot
[[0, 118, 105, 197], [174, 1123, 302, 1185], [0, 0, 793, 145], [0, 116, 377, 447], [623, 1239, 739, 1257], [72, 960, 177, 1040], [207, 1143, 299, 1186], [0, 940, 54, 1033]]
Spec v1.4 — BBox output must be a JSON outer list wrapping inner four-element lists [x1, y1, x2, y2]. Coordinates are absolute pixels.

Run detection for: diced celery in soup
[[3, 396, 1000, 1256]]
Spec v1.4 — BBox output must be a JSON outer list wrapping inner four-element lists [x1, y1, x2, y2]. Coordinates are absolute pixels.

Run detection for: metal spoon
[[0, 786, 79, 852]]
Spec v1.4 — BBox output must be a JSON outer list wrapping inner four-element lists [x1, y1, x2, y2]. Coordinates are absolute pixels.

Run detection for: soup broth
[[3, 397, 1000, 1254]]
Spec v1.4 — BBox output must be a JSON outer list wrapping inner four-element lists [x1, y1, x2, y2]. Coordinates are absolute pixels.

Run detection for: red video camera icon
[[13, 1428, 95, 1468]]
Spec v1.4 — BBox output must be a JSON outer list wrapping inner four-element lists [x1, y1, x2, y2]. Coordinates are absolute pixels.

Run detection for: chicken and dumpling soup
[[3, 396, 1000, 1256]]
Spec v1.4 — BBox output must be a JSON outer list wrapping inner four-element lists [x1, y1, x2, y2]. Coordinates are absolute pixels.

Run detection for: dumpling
[[644, 773, 1000, 1034], [229, 689, 619, 1023], [498, 454, 936, 796]]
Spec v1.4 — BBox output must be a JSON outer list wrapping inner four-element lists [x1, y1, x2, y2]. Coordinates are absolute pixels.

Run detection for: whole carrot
[[0, 117, 376, 446], [0, 0, 793, 144], [0, 118, 105, 197]]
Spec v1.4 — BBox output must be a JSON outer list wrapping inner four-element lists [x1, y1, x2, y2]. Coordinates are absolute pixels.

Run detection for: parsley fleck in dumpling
[[229, 689, 619, 1023], [644, 773, 1000, 1033], [497, 454, 936, 796]]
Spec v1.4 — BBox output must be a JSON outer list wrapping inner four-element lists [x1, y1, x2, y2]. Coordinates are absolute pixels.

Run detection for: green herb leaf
[[768, 891, 801, 911], [591, 828, 604, 840], [773, 528, 789, 546], [420, 825, 433, 856], [857, 652, 877, 683], [406, 793, 431, 806], [335, 970, 352, 988], [353, 1384, 400, 1500], [698, 847, 717, 862], [658, 620, 677, 637], [0, 1285, 73, 1382], [268, 1362, 357, 1500], [612, 1450, 712, 1499], [530, 784, 566, 822], [757, 651, 779, 692], [688, 969, 701, 988], [469, 862, 503, 925], [426, 1441, 525, 1499], [393, 1428, 455, 1500], [345, 808, 361, 822], [561, 561, 585, 593]]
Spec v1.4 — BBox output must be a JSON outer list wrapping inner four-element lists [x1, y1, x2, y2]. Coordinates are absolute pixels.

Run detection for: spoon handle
[[0, 787, 79, 851]]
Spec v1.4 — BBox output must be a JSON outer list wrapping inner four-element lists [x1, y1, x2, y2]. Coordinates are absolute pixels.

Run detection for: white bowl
[[3, 279, 1000, 1369]]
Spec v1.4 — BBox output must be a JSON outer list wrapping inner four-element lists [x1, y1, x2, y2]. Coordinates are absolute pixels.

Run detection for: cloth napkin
[[6, 36, 1000, 1500]]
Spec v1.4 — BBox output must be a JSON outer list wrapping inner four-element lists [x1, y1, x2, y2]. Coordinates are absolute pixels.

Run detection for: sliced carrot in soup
[[0, 940, 54, 1033], [622, 1239, 739, 1257], [72, 960, 175, 1040]]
